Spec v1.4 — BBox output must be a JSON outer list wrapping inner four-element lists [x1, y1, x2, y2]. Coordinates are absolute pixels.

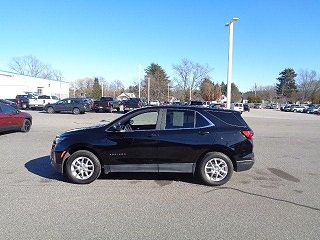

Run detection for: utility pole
[[167, 82, 170, 102], [138, 64, 141, 98], [189, 86, 192, 101], [254, 82, 257, 97], [225, 17, 239, 109]]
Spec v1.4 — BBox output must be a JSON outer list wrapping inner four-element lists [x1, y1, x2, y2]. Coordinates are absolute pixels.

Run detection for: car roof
[[137, 105, 239, 113]]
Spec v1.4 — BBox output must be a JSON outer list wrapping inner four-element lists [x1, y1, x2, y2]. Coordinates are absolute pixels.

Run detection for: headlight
[[55, 135, 65, 144]]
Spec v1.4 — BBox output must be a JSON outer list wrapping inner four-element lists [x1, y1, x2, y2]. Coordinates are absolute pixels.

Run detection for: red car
[[0, 103, 32, 133]]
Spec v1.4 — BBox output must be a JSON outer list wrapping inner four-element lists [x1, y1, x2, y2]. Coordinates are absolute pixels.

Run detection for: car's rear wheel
[[107, 106, 113, 113], [65, 150, 101, 184], [73, 108, 80, 115], [47, 107, 55, 114], [197, 152, 233, 186], [21, 119, 32, 132]]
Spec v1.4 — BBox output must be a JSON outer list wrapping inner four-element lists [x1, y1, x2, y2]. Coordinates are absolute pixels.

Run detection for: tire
[[197, 152, 233, 186], [47, 107, 55, 114], [73, 108, 80, 115], [116, 107, 120, 112], [107, 106, 113, 113], [21, 119, 32, 132], [65, 150, 101, 184], [95, 110, 99, 113]]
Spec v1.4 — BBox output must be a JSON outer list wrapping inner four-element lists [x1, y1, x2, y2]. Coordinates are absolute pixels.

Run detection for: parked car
[[189, 101, 203, 106], [292, 105, 307, 113], [202, 101, 212, 108], [92, 96, 121, 113], [231, 103, 244, 113], [209, 103, 224, 109], [15, 95, 30, 109], [282, 105, 291, 112], [288, 104, 299, 112], [44, 98, 90, 114], [0, 103, 32, 133], [253, 103, 262, 109], [149, 100, 160, 106], [29, 95, 59, 110], [243, 104, 250, 112], [305, 105, 319, 114], [50, 106, 254, 185], [0, 99, 18, 109], [123, 98, 145, 113]]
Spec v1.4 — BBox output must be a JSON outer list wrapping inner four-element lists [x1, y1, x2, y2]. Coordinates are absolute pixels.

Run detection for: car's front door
[[104, 110, 161, 172], [156, 109, 215, 173], [0, 105, 20, 131], [54, 99, 67, 112]]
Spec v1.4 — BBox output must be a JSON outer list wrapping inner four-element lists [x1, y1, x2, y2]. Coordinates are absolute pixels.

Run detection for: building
[[117, 92, 136, 101], [0, 70, 69, 99]]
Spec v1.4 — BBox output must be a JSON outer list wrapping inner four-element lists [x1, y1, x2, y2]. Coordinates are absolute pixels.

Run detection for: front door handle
[[198, 131, 210, 135]]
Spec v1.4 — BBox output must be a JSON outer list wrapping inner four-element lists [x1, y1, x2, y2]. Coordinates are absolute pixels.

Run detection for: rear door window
[[165, 110, 195, 129]]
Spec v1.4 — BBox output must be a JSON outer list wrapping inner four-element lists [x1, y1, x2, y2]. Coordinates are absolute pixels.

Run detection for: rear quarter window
[[205, 110, 247, 127]]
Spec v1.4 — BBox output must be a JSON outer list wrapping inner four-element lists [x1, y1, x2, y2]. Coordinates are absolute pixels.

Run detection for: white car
[[292, 105, 307, 113], [149, 100, 160, 106], [231, 103, 244, 113], [29, 95, 59, 109]]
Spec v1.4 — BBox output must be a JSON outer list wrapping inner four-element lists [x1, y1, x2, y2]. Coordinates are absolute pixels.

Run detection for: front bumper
[[235, 153, 255, 172], [50, 150, 63, 173]]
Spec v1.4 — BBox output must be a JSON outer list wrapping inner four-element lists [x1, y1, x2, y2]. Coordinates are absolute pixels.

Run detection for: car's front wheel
[[197, 152, 233, 186], [21, 119, 32, 132], [65, 150, 101, 184]]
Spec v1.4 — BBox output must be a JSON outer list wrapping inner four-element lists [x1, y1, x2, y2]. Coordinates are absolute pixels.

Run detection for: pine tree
[[91, 78, 102, 99], [143, 63, 170, 101], [276, 68, 297, 99]]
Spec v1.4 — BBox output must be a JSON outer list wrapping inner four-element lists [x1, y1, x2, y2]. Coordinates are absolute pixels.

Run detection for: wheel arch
[[62, 144, 103, 173], [194, 145, 236, 174]]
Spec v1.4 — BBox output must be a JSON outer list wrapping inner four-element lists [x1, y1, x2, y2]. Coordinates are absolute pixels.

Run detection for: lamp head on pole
[[225, 17, 240, 27]]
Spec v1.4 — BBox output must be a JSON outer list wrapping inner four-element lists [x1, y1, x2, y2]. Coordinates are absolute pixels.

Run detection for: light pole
[[225, 17, 239, 109], [147, 77, 150, 104], [167, 82, 172, 102]]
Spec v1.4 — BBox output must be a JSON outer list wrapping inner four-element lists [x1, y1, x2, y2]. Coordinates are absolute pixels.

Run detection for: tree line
[[245, 68, 320, 104], [9, 55, 243, 101]]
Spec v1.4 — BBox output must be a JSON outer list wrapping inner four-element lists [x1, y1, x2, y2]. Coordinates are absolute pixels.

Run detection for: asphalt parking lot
[[1, 109, 319, 239]]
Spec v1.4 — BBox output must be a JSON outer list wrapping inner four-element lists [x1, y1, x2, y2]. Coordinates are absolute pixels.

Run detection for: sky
[[0, 0, 319, 92]]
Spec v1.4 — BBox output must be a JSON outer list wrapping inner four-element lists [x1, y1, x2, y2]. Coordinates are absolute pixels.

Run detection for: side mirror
[[113, 124, 123, 132]]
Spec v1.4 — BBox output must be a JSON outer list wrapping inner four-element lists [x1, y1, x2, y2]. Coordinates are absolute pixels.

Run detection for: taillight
[[241, 130, 254, 139]]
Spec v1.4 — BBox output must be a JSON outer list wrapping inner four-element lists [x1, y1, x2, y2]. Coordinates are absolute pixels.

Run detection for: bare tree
[[298, 69, 320, 102], [9, 55, 63, 80], [173, 59, 211, 101]]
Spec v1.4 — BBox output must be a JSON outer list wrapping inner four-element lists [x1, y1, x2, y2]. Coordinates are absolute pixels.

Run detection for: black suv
[[44, 98, 90, 114], [15, 95, 30, 109], [51, 106, 254, 185]]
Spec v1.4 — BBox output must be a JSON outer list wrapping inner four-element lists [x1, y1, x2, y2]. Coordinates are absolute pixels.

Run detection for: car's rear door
[[156, 109, 215, 173]]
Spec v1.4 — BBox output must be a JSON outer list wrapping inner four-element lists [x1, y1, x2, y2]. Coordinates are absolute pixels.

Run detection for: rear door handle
[[198, 131, 210, 135], [148, 133, 159, 138]]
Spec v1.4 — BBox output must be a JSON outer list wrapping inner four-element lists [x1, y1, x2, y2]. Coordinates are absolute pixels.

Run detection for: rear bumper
[[235, 153, 255, 172]]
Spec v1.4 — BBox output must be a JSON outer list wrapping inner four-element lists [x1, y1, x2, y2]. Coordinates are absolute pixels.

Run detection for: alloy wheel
[[70, 157, 95, 180], [204, 158, 228, 182]]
